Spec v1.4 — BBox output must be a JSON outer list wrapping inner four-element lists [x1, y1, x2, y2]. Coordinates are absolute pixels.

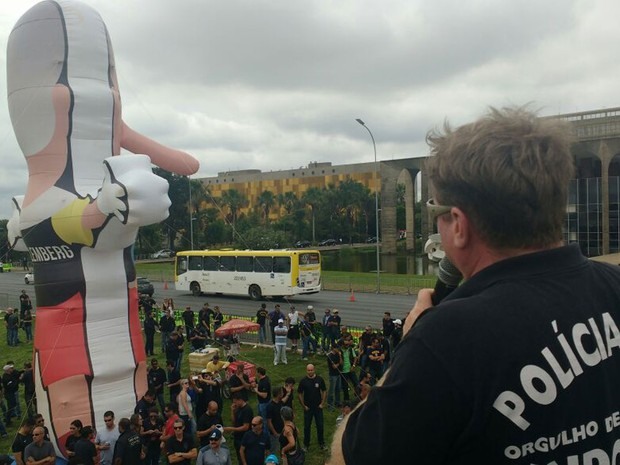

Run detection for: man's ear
[[450, 207, 470, 250]]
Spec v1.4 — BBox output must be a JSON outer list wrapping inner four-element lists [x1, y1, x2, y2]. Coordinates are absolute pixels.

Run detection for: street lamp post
[[355, 118, 381, 293], [188, 176, 194, 250]]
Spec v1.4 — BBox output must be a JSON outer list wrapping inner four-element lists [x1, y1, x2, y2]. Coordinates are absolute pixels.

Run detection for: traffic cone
[[349, 290, 356, 302], [164, 280, 168, 290]]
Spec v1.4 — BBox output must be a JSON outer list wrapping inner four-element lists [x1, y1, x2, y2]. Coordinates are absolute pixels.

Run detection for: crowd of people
[[2, 294, 406, 465]]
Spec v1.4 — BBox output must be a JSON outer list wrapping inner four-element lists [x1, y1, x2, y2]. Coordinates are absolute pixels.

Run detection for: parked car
[[24, 272, 34, 284], [137, 277, 154, 297], [151, 249, 175, 259], [294, 240, 311, 248], [318, 239, 337, 246], [366, 236, 379, 243]]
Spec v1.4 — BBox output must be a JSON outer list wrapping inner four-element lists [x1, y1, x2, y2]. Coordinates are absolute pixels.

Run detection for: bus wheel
[[249, 285, 262, 300], [190, 282, 201, 296]]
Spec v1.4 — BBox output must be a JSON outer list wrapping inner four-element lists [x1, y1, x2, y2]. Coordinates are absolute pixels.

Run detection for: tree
[[257, 190, 276, 225], [221, 189, 248, 241], [278, 191, 299, 216], [153, 168, 190, 250], [301, 187, 322, 243]]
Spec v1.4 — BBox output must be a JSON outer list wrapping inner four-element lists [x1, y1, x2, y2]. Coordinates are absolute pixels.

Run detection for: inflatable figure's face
[[7, 0, 122, 195]]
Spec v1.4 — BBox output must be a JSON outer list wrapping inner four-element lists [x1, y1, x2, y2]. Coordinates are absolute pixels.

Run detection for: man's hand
[[404, 288, 434, 335]]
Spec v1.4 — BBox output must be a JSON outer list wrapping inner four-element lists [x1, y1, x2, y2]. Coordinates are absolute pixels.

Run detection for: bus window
[[236, 256, 253, 272], [273, 256, 291, 273], [204, 256, 218, 271], [177, 257, 188, 274], [300, 253, 320, 265], [254, 256, 272, 273], [219, 256, 235, 271], [188, 256, 203, 271]]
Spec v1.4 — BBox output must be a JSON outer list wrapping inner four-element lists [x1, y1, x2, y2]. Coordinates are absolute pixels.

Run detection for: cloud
[[0, 0, 618, 219]]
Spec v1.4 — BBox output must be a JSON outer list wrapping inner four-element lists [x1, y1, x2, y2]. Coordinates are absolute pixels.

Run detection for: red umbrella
[[215, 319, 260, 337]]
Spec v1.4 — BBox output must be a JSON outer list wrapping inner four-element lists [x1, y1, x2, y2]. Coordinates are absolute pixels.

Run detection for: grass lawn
[[0, 321, 341, 465]]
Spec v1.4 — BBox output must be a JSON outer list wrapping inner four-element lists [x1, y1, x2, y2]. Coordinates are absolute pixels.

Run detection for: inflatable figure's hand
[[8, 196, 27, 251], [98, 155, 170, 228], [98, 164, 128, 223]]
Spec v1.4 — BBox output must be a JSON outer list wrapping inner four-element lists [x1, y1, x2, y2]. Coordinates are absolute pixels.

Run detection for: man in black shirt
[[2, 364, 21, 422], [189, 326, 207, 351], [240, 416, 271, 465], [229, 364, 251, 401], [254, 367, 271, 421], [113, 418, 143, 465], [196, 401, 223, 448], [166, 420, 196, 465], [134, 390, 156, 422], [20, 362, 35, 417], [224, 393, 253, 464], [159, 310, 176, 353], [147, 359, 167, 411], [297, 363, 327, 450], [143, 313, 158, 356], [198, 303, 212, 338], [256, 303, 268, 345], [11, 418, 33, 465], [332, 107, 620, 464], [182, 306, 194, 337], [166, 360, 181, 404], [266, 387, 284, 455], [74, 426, 97, 465]]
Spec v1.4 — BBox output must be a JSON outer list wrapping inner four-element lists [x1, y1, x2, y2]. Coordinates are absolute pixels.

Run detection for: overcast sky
[[0, 0, 617, 219]]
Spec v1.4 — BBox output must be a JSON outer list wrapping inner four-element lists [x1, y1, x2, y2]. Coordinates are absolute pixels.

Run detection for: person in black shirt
[[365, 338, 385, 384], [254, 367, 271, 421], [147, 359, 167, 411], [182, 307, 194, 337], [281, 377, 295, 411], [143, 313, 158, 356], [20, 362, 36, 417], [326, 345, 342, 409], [297, 364, 327, 450], [196, 401, 223, 448], [224, 393, 253, 464], [256, 303, 268, 345], [189, 326, 207, 351], [266, 387, 284, 455], [240, 416, 271, 465], [166, 419, 196, 465], [11, 418, 33, 465], [113, 418, 143, 465], [228, 364, 251, 401], [142, 408, 163, 465], [134, 390, 156, 422], [198, 303, 212, 338], [166, 360, 182, 404], [381, 312, 394, 339], [267, 305, 283, 345], [166, 332, 183, 373], [159, 310, 176, 353], [73, 426, 97, 465]]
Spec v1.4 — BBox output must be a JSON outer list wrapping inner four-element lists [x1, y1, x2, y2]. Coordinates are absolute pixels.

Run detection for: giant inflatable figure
[[6, 0, 199, 456]]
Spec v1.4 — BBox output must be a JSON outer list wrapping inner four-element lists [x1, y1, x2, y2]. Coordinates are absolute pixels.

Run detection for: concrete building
[[198, 106, 620, 257]]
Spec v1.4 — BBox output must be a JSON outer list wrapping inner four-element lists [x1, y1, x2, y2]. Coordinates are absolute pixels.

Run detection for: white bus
[[175, 249, 321, 299]]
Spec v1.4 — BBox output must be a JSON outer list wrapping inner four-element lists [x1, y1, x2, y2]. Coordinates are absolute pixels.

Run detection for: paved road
[[0, 270, 418, 329]]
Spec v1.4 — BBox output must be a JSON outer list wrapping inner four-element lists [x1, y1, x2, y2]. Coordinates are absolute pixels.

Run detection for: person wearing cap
[[264, 454, 279, 465], [390, 319, 403, 349], [304, 305, 316, 323], [196, 428, 231, 465], [2, 364, 21, 423], [268, 305, 284, 345], [273, 319, 288, 366], [320, 309, 331, 353], [327, 309, 341, 347]]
